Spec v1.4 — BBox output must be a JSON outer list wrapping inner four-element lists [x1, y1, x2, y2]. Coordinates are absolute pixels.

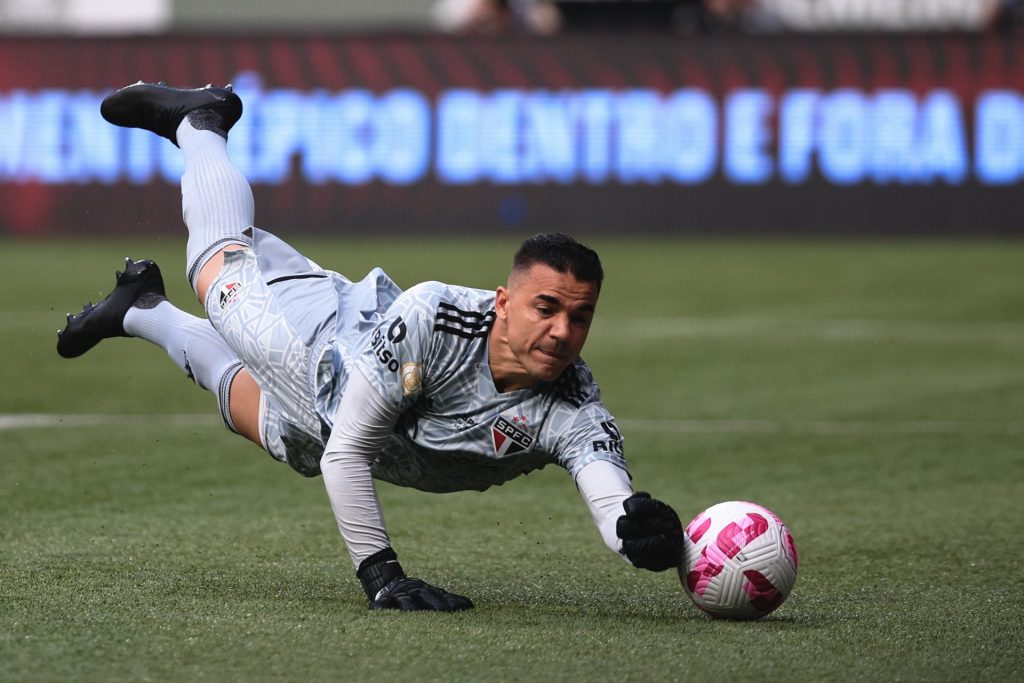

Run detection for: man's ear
[[495, 285, 509, 320]]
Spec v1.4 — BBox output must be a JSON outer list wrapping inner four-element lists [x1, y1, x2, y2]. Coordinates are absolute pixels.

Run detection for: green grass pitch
[[1, 236, 1022, 682]]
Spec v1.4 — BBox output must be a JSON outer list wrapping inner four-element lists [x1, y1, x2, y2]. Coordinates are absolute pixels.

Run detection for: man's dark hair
[[512, 233, 604, 289]]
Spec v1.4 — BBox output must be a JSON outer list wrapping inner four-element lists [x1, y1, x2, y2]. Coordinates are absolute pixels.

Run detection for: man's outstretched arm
[[321, 370, 473, 611], [576, 460, 685, 572]]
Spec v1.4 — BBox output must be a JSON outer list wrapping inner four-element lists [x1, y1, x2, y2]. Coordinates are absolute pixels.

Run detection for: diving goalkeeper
[[57, 82, 684, 611]]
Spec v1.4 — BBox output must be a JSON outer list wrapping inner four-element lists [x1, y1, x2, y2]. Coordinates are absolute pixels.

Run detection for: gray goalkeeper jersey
[[327, 281, 628, 494]]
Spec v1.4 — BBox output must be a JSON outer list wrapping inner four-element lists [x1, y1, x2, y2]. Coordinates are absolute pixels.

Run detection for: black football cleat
[[99, 81, 242, 146], [57, 258, 166, 359]]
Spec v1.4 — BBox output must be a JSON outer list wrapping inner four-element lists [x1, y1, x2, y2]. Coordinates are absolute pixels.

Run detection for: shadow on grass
[[459, 573, 819, 628]]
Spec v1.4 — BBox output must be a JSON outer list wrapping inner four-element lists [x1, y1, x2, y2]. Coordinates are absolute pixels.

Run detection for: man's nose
[[549, 313, 570, 340]]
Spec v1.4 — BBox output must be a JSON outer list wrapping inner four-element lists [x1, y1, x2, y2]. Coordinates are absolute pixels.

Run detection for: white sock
[[177, 118, 254, 293], [124, 301, 244, 431]]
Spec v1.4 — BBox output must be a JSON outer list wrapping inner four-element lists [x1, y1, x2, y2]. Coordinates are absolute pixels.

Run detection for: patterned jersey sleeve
[[547, 368, 630, 479], [353, 283, 437, 413]]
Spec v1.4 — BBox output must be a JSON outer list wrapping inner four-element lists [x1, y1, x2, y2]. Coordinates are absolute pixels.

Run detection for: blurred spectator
[[674, 0, 782, 33], [434, 0, 718, 34], [433, 0, 562, 35], [555, 0, 683, 31]]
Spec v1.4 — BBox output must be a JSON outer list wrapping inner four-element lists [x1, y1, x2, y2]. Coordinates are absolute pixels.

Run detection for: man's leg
[[177, 116, 253, 303], [224, 370, 262, 447], [57, 258, 264, 449], [100, 82, 250, 303], [93, 83, 330, 474], [122, 293, 261, 446]]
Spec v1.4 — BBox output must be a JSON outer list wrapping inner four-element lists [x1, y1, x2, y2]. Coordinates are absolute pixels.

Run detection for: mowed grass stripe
[[620, 417, 1024, 435], [2, 413, 1020, 436], [593, 317, 1024, 344], [10, 309, 1024, 343], [0, 413, 220, 431]]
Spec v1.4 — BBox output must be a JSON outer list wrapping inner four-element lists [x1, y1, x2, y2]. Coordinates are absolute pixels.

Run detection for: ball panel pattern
[[679, 501, 798, 620]]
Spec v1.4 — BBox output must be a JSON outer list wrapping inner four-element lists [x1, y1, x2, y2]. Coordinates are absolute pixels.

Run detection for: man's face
[[494, 263, 599, 385]]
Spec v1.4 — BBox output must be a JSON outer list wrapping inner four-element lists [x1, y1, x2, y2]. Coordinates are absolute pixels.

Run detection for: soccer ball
[[679, 500, 798, 620]]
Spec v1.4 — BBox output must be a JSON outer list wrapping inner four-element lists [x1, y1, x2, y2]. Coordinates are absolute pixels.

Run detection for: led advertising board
[[1, 34, 1022, 236]]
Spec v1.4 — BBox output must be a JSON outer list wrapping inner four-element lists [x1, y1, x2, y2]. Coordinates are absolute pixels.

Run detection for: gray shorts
[[203, 227, 401, 477]]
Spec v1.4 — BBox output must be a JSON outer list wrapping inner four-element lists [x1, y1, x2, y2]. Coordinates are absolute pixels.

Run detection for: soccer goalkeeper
[[57, 82, 684, 611]]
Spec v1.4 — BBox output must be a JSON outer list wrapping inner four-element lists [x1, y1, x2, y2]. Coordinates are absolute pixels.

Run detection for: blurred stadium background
[[2, 0, 1024, 237]]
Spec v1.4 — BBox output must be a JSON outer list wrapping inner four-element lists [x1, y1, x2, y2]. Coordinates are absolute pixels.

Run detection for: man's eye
[[537, 307, 553, 316]]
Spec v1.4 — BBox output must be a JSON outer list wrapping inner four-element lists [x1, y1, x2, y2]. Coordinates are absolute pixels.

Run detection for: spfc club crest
[[491, 416, 534, 456], [219, 281, 242, 309]]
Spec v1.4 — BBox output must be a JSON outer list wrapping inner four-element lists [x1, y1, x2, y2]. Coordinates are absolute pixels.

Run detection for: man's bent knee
[[228, 369, 263, 448]]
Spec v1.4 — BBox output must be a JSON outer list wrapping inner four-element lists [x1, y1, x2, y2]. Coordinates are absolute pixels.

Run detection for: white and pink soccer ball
[[679, 500, 799, 620]]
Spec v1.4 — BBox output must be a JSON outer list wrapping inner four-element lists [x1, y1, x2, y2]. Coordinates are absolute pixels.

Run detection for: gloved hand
[[616, 491, 685, 572], [357, 547, 474, 611], [370, 577, 474, 611]]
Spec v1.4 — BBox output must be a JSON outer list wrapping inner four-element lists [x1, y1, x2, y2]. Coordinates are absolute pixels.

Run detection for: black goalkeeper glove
[[356, 548, 474, 612], [616, 492, 685, 572]]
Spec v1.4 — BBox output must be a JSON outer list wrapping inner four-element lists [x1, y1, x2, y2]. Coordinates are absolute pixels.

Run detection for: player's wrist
[[356, 547, 407, 601]]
